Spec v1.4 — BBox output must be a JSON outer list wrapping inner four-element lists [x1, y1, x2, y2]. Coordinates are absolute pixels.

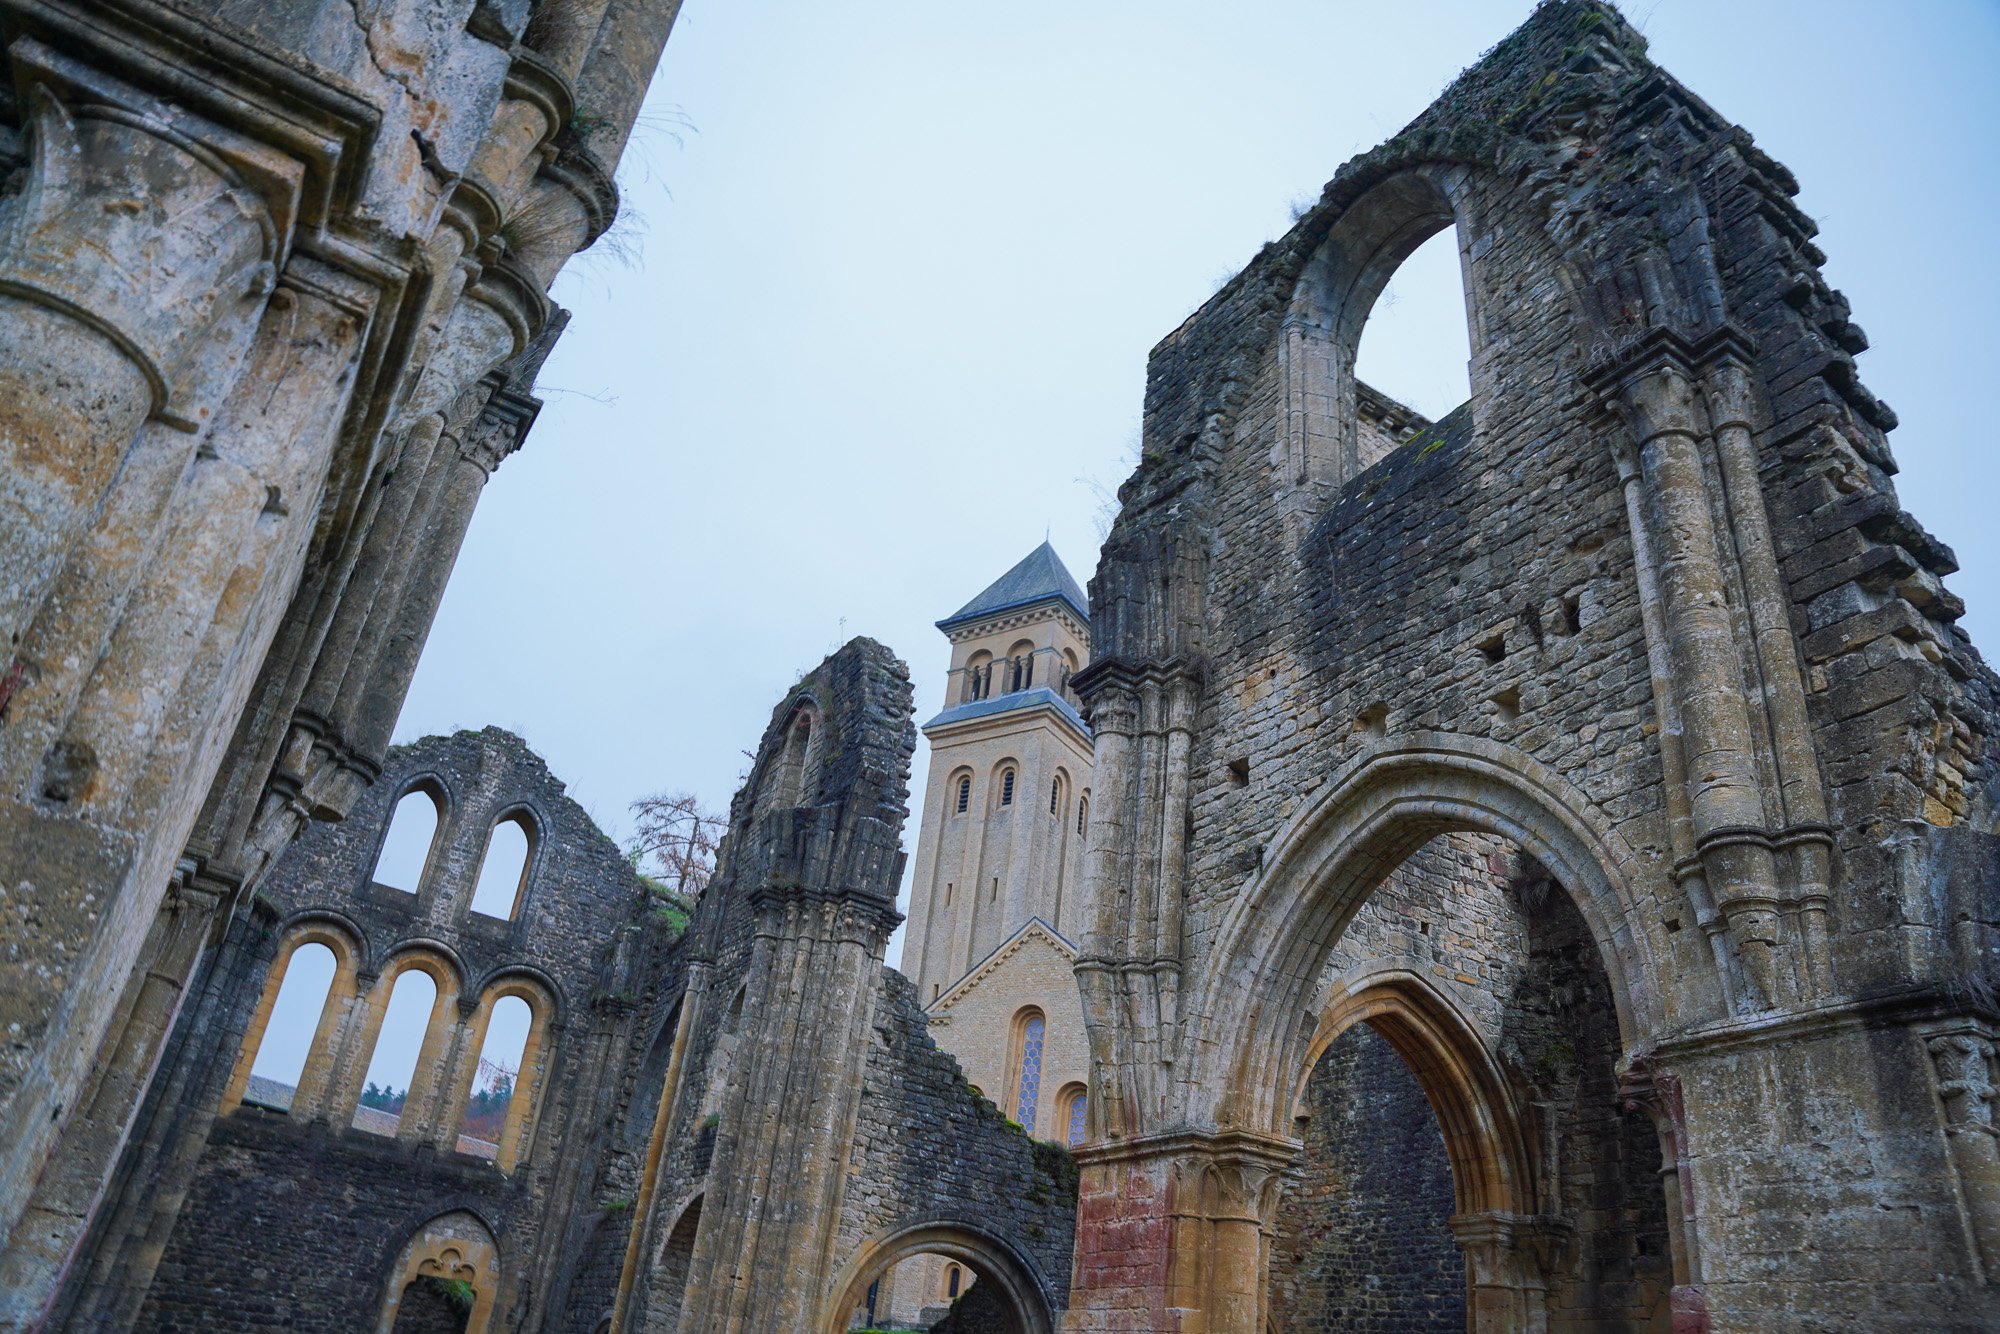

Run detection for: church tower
[[901, 542, 1094, 1147]]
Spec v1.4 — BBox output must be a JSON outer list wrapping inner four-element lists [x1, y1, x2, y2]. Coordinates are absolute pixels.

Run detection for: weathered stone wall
[[78, 728, 672, 1333], [1064, 3, 2000, 1329], [0, 2, 686, 1320], [1270, 1022, 1464, 1334]]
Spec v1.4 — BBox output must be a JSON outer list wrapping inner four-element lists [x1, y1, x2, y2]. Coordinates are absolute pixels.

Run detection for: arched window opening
[[1049, 778, 1061, 815], [243, 941, 337, 1112], [948, 1264, 962, 1298], [1011, 1009, 1045, 1135], [965, 651, 993, 702], [1077, 797, 1088, 837], [373, 787, 442, 893], [775, 709, 822, 807], [1350, 225, 1471, 428], [652, 1195, 703, 1332], [1006, 640, 1037, 694], [379, 1210, 498, 1334], [1063, 1085, 1088, 1148], [457, 994, 532, 1160], [469, 816, 531, 919], [1000, 770, 1014, 806], [956, 776, 970, 813], [356, 967, 440, 1136]]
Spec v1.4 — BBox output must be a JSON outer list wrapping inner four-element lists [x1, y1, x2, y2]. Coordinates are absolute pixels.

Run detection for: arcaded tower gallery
[[0, 2, 1995, 1332]]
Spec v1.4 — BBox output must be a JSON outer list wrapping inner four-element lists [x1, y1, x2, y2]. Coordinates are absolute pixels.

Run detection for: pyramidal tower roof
[[936, 541, 1089, 631]]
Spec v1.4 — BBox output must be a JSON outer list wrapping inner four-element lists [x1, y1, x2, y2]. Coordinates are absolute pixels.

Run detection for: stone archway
[[1183, 733, 1661, 1138], [820, 1221, 1057, 1334]]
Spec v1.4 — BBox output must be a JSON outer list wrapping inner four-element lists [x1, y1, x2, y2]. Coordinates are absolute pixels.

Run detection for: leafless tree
[[629, 789, 726, 898]]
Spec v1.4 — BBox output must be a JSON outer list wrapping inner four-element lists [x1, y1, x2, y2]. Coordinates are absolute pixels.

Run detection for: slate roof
[[937, 541, 1089, 631]]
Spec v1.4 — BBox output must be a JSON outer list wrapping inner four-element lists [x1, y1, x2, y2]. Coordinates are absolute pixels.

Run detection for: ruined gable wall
[[96, 729, 669, 1333], [1070, 4, 2000, 1326]]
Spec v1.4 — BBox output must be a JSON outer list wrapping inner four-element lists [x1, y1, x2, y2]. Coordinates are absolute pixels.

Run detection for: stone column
[[1923, 1026, 2000, 1282], [1063, 1130, 1294, 1334], [0, 54, 294, 652], [1447, 1211, 1572, 1334], [671, 882, 899, 1334]]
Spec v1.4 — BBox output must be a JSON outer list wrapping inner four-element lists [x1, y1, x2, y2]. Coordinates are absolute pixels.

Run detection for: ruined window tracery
[[373, 784, 443, 893], [469, 813, 533, 919]]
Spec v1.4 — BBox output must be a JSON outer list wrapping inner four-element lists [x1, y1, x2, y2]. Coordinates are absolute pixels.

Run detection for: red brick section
[[1065, 1157, 1181, 1332]]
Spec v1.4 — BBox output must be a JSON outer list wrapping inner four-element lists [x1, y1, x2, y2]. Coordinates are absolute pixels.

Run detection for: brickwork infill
[[1269, 1022, 1464, 1334]]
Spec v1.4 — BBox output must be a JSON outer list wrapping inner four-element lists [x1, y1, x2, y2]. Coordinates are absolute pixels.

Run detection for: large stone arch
[[820, 1220, 1058, 1334], [1181, 732, 1662, 1138]]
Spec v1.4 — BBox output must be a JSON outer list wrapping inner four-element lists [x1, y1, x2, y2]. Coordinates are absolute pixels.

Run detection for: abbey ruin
[[0, 1, 1995, 1331]]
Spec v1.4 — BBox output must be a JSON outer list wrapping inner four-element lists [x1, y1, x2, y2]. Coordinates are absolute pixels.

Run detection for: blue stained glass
[[1015, 1016, 1044, 1133], [1067, 1092, 1088, 1147]]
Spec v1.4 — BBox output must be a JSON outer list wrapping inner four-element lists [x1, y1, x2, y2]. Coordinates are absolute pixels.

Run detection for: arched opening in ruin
[[456, 994, 530, 1159], [1350, 225, 1472, 424], [355, 965, 443, 1135], [241, 940, 337, 1113], [648, 1193, 702, 1332], [823, 1222, 1056, 1334], [376, 1209, 500, 1334], [469, 813, 533, 918], [1188, 740, 1675, 1332], [1284, 168, 1488, 499], [374, 783, 444, 893]]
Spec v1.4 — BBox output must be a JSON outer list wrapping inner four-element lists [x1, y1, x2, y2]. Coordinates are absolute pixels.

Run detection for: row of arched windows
[[227, 925, 552, 1173], [946, 764, 1086, 827], [961, 643, 1082, 704], [374, 782, 538, 921]]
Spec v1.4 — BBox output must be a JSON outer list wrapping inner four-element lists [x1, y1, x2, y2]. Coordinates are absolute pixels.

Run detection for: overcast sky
[[395, 0, 2000, 970]]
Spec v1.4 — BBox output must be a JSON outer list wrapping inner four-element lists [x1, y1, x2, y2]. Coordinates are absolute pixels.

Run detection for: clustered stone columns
[[1072, 659, 1199, 1144], [667, 884, 902, 1333], [1922, 1024, 2000, 1284], [0, 0, 680, 1321], [1592, 328, 1836, 1014]]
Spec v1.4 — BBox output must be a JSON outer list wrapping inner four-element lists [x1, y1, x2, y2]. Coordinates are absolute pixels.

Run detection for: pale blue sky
[[396, 1, 2000, 970]]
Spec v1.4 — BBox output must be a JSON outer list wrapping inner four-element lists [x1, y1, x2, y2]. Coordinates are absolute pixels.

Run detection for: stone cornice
[[921, 689, 1092, 748], [940, 597, 1090, 648]]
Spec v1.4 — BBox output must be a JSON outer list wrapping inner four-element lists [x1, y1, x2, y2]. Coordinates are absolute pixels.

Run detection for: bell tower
[[903, 542, 1095, 1003]]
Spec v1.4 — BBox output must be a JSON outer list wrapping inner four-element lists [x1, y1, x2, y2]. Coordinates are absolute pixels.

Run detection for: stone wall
[[0, 2, 686, 1321], [1063, 3, 2000, 1329], [74, 728, 672, 1333], [1269, 1022, 1464, 1334]]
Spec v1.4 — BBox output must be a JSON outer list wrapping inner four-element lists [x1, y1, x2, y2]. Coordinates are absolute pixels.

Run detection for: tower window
[[1050, 779, 1061, 814], [1077, 797, 1088, 836], [948, 1266, 961, 1298], [1067, 1089, 1088, 1147], [1001, 770, 1014, 806], [956, 777, 970, 813]]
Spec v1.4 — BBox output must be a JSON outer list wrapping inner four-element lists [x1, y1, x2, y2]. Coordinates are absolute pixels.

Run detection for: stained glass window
[[1014, 1014, 1044, 1133], [1067, 1090, 1088, 1147]]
